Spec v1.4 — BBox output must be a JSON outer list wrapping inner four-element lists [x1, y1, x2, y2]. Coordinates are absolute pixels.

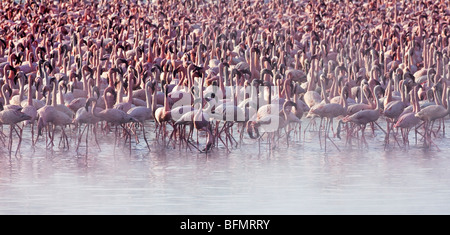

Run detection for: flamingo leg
[[15, 124, 24, 156], [324, 118, 340, 152], [318, 117, 323, 149], [84, 124, 89, 156], [76, 124, 88, 151], [361, 124, 368, 148], [303, 117, 316, 141], [142, 122, 150, 151], [93, 124, 101, 150], [8, 124, 13, 158], [239, 123, 246, 145]]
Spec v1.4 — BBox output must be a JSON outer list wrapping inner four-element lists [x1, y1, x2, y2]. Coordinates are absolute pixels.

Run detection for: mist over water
[[1, 118, 450, 215]]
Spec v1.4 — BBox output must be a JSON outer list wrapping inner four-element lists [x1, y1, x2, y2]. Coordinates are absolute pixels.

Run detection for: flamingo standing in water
[[310, 84, 348, 151], [193, 69, 213, 153], [154, 83, 173, 143], [342, 85, 384, 148], [127, 80, 155, 150], [114, 66, 137, 112], [394, 85, 421, 147], [21, 72, 38, 146], [36, 79, 73, 150], [73, 86, 102, 155], [415, 86, 450, 149], [247, 99, 298, 151], [0, 102, 31, 156], [1, 0, 449, 154], [87, 86, 138, 153], [383, 82, 408, 147], [39, 78, 74, 149]]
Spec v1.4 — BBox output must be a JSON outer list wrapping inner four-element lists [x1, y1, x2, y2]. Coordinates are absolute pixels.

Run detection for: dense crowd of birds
[[0, 0, 449, 157]]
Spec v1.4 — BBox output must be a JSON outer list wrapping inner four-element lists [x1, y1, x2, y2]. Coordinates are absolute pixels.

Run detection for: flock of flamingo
[[0, 0, 449, 157]]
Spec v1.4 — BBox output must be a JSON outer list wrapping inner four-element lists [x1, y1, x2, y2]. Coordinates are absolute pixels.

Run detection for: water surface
[[1, 119, 450, 215]]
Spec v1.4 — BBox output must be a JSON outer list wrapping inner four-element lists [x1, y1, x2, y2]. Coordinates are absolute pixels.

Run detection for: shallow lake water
[[1, 118, 450, 215]]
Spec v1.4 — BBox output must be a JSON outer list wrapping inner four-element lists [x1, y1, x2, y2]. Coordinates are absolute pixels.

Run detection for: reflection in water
[[1, 120, 450, 214]]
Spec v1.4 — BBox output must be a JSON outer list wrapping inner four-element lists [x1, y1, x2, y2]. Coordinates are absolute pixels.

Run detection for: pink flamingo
[[114, 66, 137, 112], [394, 85, 421, 147], [73, 86, 103, 155], [0, 102, 31, 156], [346, 84, 373, 116], [21, 72, 38, 146], [193, 71, 213, 153], [154, 83, 173, 142], [36, 79, 73, 149], [342, 85, 384, 148], [1, 83, 22, 111], [310, 82, 348, 151], [415, 86, 450, 148], [383, 82, 408, 147], [248, 100, 298, 151], [87, 87, 138, 153], [127, 80, 154, 150]]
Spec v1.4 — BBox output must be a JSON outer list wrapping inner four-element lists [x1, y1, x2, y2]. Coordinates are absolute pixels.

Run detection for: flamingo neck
[[385, 80, 392, 104], [359, 86, 364, 104], [117, 76, 124, 103], [96, 66, 101, 88], [52, 83, 58, 107], [58, 84, 65, 106], [446, 90, 450, 114], [146, 85, 152, 109], [282, 102, 289, 121], [164, 90, 170, 112], [373, 88, 380, 111], [400, 84, 406, 103], [91, 99, 99, 117], [27, 78, 33, 106], [103, 88, 112, 110], [17, 77, 24, 100], [82, 71, 88, 93], [2, 85, 9, 105], [442, 83, 448, 109], [433, 88, 442, 105], [128, 76, 133, 104], [414, 87, 420, 113], [147, 40, 153, 63]]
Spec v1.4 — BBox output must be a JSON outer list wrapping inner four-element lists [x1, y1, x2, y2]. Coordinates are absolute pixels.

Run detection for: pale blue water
[[1, 119, 450, 215]]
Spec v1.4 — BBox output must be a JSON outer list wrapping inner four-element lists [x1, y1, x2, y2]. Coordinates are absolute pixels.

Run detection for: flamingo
[[127, 81, 155, 150], [248, 100, 298, 151], [114, 66, 137, 112], [21, 72, 38, 146], [86, 87, 138, 153], [346, 84, 373, 116], [394, 85, 422, 147], [0, 102, 31, 156], [154, 83, 173, 142], [87, 87, 138, 125], [1, 83, 22, 111], [66, 78, 97, 113], [383, 82, 408, 147], [342, 85, 384, 148], [36, 79, 74, 149], [309, 82, 348, 151], [54, 79, 75, 118], [73, 86, 103, 154], [415, 86, 450, 148], [193, 69, 213, 153]]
